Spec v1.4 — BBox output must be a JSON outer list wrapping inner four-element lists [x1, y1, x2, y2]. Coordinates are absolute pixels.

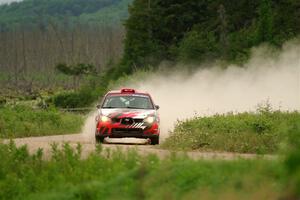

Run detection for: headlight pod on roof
[[144, 116, 155, 124], [100, 115, 111, 122]]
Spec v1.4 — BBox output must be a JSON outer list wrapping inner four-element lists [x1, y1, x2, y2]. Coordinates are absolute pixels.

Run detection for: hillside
[[0, 0, 132, 95], [0, 0, 132, 30]]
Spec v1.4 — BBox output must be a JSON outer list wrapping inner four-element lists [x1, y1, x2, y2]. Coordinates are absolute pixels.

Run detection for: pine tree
[[256, 0, 274, 44]]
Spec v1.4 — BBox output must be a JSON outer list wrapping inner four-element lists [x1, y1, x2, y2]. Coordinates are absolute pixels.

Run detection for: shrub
[[52, 91, 94, 108], [163, 110, 300, 153], [49, 71, 110, 109], [0, 105, 83, 138]]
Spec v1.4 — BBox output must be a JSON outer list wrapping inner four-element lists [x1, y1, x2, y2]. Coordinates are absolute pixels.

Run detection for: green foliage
[[48, 61, 120, 109], [56, 64, 74, 76], [122, 0, 163, 68], [51, 90, 94, 109], [254, 0, 275, 46], [283, 123, 300, 198], [0, 142, 284, 199], [0, 105, 83, 138], [0, 97, 6, 107], [163, 110, 300, 153], [122, 0, 300, 68], [49, 73, 109, 108], [56, 63, 96, 77], [178, 30, 219, 62], [48, 59, 131, 109]]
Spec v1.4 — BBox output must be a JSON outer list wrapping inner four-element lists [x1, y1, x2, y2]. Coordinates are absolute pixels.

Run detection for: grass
[[0, 113, 299, 199], [0, 105, 84, 138], [162, 109, 300, 154], [0, 141, 286, 200]]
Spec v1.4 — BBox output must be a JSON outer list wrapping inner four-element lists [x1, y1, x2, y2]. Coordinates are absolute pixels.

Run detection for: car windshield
[[102, 95, 154, 109]]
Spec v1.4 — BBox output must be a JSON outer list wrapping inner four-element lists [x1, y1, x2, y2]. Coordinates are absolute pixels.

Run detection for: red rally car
[[95, 88, 160, 145]]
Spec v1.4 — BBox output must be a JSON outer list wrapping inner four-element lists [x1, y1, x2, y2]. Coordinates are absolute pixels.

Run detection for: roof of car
[[106, 88, 150, 96]]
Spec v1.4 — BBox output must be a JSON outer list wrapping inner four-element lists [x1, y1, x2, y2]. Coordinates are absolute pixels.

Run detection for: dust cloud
[[83, 41, 300, 141], [123, 41, 300, 139], [81, 111, 98, 141]]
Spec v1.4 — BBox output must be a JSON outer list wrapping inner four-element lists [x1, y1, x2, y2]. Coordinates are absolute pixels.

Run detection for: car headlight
[[145, 116, 155, 124], [100, 116, 110, 122]]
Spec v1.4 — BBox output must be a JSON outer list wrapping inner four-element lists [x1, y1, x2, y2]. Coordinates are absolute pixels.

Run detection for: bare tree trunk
[[0, 24, 125, 91], [218, 4, 229, 59], [21, 29, 27, 76], [13, 29, 19, 88]]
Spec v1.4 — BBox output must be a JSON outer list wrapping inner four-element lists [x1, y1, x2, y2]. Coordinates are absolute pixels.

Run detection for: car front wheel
[[150, 136, 159, 145], [95, 135, 105, 143]]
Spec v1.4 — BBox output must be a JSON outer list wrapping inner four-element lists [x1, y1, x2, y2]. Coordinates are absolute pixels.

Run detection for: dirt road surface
[[5, 112, 274, 160], [10, 134, 276, 160]]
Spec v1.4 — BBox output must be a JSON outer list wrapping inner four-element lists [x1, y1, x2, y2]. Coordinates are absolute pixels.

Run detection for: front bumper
[[95, 121, 159, 138]]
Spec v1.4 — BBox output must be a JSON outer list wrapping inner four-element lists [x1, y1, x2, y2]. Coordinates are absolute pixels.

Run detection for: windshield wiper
[[126, 106, 144, 109]]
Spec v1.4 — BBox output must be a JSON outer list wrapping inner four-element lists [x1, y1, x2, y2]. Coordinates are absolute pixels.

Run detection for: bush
[[0, 105, 83, 138], [52, 91, 94, 108], [163, 110, 300, 153], [49, 71, 112, 109]]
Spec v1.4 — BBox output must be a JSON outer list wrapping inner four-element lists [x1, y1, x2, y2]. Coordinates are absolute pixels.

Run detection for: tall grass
[[163, 110, 300, 154], [1, 121, 300, 199], [0, 105, 83, 138], [0, 141, 284, 200]]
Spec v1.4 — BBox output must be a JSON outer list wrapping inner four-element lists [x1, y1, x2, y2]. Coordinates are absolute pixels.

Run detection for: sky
[[0, 0, 22, 5]]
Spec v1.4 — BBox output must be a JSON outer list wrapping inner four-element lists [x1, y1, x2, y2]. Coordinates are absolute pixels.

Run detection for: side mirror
[[96, 105, 101, 109], [155, 105, 160, 110]]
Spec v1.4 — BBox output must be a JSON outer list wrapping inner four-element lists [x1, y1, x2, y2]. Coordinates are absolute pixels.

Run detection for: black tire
[[150, 136, 159, 145], [95, 135, 105, 143]]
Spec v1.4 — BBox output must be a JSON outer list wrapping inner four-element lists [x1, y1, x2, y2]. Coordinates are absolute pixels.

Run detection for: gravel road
[[4, 112, 274, 160]]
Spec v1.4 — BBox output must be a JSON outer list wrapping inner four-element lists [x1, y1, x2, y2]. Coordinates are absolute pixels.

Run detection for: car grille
[[112, 118, 144, 124], [112, 128, 143, 135]]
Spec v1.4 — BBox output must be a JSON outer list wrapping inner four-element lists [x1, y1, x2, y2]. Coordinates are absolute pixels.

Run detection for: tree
[[122, 0, 161, 69], [178, 30, 218, 63], [218, 4, 229, 59], [56, 63, 96, 89], [256, 0, 274, 44]]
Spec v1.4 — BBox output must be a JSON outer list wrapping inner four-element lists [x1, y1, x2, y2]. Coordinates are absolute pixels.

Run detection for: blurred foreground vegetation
[[1, 122, 300, 200]]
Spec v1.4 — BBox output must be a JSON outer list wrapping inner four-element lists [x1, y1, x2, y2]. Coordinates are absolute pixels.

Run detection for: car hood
[[100, 108, 156, 119]]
